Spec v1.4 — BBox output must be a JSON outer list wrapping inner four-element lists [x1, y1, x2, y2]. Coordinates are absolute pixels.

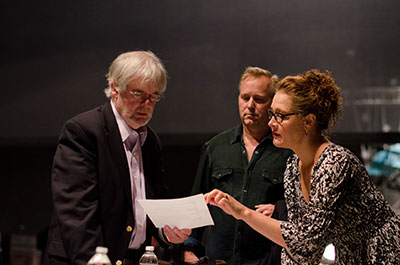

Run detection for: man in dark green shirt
[[184, 67, 292, 265]]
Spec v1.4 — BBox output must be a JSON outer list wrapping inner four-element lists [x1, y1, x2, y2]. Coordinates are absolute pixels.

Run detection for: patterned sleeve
[[280, 148, 357, 263]]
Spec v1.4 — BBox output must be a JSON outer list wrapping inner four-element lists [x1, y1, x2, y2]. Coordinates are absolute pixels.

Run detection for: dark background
[[1, 0, 400, 262]]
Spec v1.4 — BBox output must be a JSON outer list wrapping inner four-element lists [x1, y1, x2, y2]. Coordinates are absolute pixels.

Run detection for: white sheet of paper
[[137, 194, 214, 229]]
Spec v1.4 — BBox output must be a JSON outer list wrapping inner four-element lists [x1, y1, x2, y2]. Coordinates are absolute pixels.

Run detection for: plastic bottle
[[87, 246, 111, 265], [139, 246, 158, 265]]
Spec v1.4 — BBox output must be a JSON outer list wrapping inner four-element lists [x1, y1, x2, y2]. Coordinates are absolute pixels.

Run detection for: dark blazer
[[43, 101, 167, 265]]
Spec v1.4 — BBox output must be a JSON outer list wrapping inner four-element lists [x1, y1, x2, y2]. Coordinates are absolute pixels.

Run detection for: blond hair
[[239, 66, 279, 93]]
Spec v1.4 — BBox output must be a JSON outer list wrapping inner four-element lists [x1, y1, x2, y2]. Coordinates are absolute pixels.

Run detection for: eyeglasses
[[267, 109, 300, 123], [128, 89, 162, 103]]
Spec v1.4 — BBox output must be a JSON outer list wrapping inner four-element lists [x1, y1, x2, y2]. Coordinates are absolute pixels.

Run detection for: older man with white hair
[[44, 51, 191, 265]]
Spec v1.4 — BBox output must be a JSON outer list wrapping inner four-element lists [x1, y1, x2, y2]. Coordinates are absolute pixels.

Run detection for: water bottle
[[139, 246, 158, 265], [320, 243, 336, 265], [87, 246, 111, 265]]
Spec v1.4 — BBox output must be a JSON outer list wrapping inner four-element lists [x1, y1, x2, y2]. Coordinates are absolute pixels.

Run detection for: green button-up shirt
[[191, 124, 292, 265]]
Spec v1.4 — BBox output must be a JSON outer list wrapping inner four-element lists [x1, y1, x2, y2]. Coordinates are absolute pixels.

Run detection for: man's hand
[[255, 204, 275, 217], [184, 250, 199, 263], [163, 225, 192, 244]]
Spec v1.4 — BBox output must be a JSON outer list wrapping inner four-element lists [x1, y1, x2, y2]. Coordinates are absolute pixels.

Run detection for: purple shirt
[[111, 101, 147, 249]]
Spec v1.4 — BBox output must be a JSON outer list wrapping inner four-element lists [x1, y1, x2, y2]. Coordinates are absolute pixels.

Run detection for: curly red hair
[[277, 69, 342, 136]]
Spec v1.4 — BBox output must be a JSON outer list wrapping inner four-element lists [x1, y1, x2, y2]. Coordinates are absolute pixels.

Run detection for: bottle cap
[[145, 246, 154, 251], [95, 246, 108, 254]]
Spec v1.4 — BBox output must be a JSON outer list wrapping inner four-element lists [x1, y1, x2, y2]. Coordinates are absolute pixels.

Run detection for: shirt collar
[[110, 100, 147, 146], [230, 123, 273, 145], [230, 124, 243, 144]]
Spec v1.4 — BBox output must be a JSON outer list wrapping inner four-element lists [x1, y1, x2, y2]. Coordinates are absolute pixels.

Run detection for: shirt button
[[126, 226, 133, 232], [243, 190, 247, 193], [255, 151, 259, 154], [242, 150, 245, 154], [134, 175, 137, 180], [116, 260, 122, 265]]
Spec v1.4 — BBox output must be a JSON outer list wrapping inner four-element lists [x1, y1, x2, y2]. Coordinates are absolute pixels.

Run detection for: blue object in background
[[367, 143, 400, 177]]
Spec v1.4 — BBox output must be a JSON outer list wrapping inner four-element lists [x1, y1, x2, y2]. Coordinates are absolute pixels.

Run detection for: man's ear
[[110, 82, 118, 96]]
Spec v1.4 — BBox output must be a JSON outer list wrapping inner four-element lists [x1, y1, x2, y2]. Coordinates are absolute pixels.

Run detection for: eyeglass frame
[[127, 89, 163, 103], [267, 109, 300, 123]]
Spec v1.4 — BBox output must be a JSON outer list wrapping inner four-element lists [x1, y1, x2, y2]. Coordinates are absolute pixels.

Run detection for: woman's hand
[[204, 189, 248, 220]]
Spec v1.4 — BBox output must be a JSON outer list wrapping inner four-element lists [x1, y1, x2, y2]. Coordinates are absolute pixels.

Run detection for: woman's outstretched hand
[[205, 189, 287, 249], [204, 189, 248, 220]]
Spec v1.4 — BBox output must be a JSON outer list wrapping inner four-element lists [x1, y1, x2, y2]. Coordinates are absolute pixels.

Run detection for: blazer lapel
[[102, 102, 133, 210]]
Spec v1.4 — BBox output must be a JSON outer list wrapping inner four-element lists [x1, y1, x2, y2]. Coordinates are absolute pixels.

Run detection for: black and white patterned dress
[[280, 144, 400, 264]]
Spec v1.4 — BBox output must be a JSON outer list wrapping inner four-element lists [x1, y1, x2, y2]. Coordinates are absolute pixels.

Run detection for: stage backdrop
[[1, 0, 400, 142]]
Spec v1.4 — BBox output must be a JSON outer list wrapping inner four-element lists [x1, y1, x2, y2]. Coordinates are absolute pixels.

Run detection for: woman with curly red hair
[[205, 70, 400, 264]]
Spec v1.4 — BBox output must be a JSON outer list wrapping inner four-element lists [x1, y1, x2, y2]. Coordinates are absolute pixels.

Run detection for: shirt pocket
[[211, 168, 234, 194], [259, 170, 284, 202]]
